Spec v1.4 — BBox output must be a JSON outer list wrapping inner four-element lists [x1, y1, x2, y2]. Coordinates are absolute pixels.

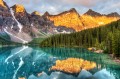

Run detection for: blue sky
[[4, 0, 120, 15]]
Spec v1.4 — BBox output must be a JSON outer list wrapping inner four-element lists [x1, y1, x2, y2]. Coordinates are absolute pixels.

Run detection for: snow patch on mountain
[[10, 8, 23, 32]]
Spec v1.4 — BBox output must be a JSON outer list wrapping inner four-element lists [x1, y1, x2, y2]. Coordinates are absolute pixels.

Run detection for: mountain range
[[0, 0, 120, 43], [0, 0, 75, 43], [45, 8, 120, 31]]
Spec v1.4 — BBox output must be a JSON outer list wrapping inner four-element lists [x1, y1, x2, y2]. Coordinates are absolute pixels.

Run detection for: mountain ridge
[[32, 11, 41, 16], [0, 0, 120, 43], [46, 8, 79, 16], [107, 12, 120, 17], [0, 0, 75, 43], [45, 8, 120, 31], [83, 9, 103, 17], [11, 4, 25, 13], [45, 8, 83, 31]]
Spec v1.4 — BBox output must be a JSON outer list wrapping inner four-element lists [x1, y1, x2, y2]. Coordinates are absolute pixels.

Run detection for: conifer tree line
[[40, 20, 120, 57]]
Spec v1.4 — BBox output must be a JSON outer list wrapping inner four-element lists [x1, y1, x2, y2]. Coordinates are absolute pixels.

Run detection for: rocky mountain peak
[[107, 12, 120, 17], [11, 4, 25, 13], [69, 8, 77, 12], [53, 8, 79, 17], [88, 9, 93, 12], [63, 8, 79, 15], [43, 11, 50, 16], [32, 11, 40, 16], [84, 9, 102, 17], [46, 8, 83, 31], [0, 0, 7, 8]]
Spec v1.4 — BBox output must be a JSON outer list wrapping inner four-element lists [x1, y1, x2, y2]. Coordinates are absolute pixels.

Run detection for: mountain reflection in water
[[0, 46, 119, 79]]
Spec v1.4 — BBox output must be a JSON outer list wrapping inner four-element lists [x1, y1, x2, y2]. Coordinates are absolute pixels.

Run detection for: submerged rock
[[49, 72, 78, 79], [28, 72, 78, 79], [28, 74, 38, 79], [37, 72, 49, 79], [78, 69, 93, 79], [18, 77, 26, 79], [94, 69, 115, 79], [28, 69, 115, 79]]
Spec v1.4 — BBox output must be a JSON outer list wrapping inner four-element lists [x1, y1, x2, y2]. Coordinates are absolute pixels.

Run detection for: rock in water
[[28, 74, 38, 79], [94, 69, 115, 79], [78, 69, 93, 79], [18, 77, 26, 79], [28, 72, 49, 79], [37, 72, 49, 79], [49, 72, 78, 79]]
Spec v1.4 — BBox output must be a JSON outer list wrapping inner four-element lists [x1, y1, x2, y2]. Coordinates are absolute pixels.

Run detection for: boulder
[[37, 72, 49, 79], [94, 50, 103, 53], [78, 69, 93, 79], [94, 69, 115, 79], [28, 74, 38, 79], [49, 72, 78, 79]]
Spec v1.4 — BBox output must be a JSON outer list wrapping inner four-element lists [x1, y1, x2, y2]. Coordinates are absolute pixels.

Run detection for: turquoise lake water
[[0, 46, 120, 79]]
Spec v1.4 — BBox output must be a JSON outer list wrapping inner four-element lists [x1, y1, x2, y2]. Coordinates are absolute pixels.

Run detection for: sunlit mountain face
[[45, 9, 120, 31]]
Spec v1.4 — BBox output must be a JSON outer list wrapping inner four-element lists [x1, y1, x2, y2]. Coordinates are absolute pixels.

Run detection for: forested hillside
[[40, 20, 120, 57]]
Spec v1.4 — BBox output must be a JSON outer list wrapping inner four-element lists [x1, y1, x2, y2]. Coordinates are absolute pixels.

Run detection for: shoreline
[[1, 45, 120, 64], [114, 59, 120, 63], [109, 54, 120, 64]]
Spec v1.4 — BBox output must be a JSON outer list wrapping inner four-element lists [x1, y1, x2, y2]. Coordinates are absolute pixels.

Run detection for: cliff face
[[0, 0, 7, 8], [0, 2, 33, 43], [0, 0, 75, 43], [11, 5, 31, 34], [80, 15, 119, 29], [82, 9, 120, 29], [12, 4, 25, 13], [45, 9, 120, 31], [11, 4, 74, 34], [0, 0, 13, 28], [0, 1, 54, 43], [45, 8, 84, 31]]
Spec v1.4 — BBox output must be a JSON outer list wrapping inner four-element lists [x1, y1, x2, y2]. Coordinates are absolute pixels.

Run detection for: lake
[[0, 46, 120, 79]]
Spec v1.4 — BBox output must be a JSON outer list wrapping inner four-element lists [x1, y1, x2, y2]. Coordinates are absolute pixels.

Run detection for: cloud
[[4, 0, 120, 14], [94, 0, 120, 14], [61, 0, 106, 7]]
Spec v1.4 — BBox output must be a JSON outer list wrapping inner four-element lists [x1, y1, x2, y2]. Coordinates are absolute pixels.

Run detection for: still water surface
[[0, 46, 120, 79]]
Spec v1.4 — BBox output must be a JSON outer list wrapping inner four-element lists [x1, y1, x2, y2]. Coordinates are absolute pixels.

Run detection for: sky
[[4, 0, 120, 15]]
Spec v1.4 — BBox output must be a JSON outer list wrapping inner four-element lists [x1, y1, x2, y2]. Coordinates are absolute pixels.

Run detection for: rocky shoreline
[[87, 47, 120, 65], [110, 54, 120, 64]]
